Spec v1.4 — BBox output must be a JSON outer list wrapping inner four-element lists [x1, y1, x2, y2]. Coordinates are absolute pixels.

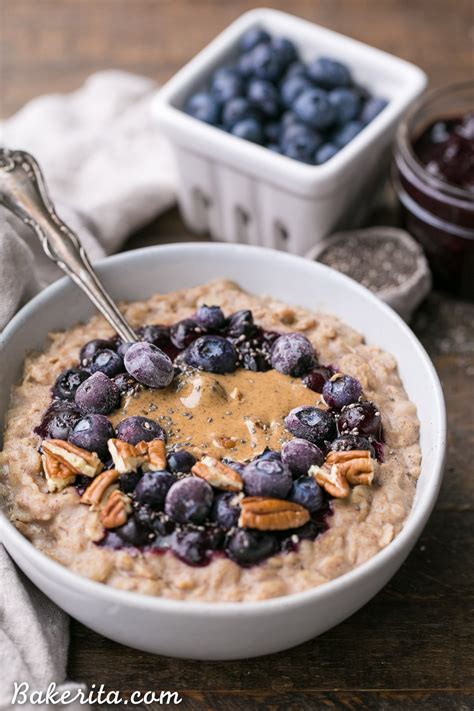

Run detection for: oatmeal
[[0, 280, 421, 602]]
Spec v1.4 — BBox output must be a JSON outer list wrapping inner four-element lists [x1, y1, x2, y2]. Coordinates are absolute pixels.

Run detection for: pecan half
[[100, 489, 132, 529], [41, 452, 76, 493], [108, 438, 147, 473], [310, 449, 375, 498], [142, 439, 167, 472], [192, 456, 243, 491], [239, 497, 310, 531], [42, 439, 103, 479], [80, 469, 120, 507]]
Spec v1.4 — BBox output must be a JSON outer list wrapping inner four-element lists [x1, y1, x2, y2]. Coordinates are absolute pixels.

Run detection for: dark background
[[1, 2, 473, 709]]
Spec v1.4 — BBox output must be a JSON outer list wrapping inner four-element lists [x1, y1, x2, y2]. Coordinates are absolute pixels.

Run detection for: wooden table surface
[[1, 2, 473, 709]]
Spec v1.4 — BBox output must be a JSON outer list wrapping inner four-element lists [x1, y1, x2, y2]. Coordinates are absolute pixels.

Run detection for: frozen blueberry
[[226, 310, 257, 338], [211, 69, 243, 103], [328, 88, 360, 124], [116, 341, 134, 358], [226, 529, 279, 566], [231, 117, 264, 144], [167, 449, 196, 474], [337, 401, 382, 439], [289, 476, 324, 513], [195, 304, 226, 331], [314, 143, 339, 165], [183, 335, 237, 374], [79, 338, 115, 366], [293, 88, 336, 130], [170, 318, 201, 349], [257, 448, 282, 462], [307, 57, 352, 89], [250, 42, 285, 82], [271, 37, 298, 67], [281, 438, 324, 477], [322, 374, 362, 410], [285, 406, 336, 445], [115, 518, 150, 547], [171, 529, 208, 566], [185, 92, 220, 125], [124, 342, 174, 389], [36, 402, 81, 440], [118, 470, 142, 494], [271, 333, 316, 377], [211, 491, 240, 530], [221, 458, 246, 475], [53, 368, 90, 401], [242, 457, 292, 499], [330, 434, 376, 459], [239, 26, 271, 52], [89, 348, 124, 378], [222, 97, 260, 129], [360, 96, 388, 125], [332, 120, 364, 148], [165, 477, 214, 524], [69, 413, 115, 459], [113, 372, 137, 395], [280, 124, 323, 163], [75, 372, 120, 415], [280, 75, 313, 108], [116, 416, 165, 445], [302, 366, 333, 392], [134, 470, 177, 509], [138, 324, 171, 349], [247, 78, 280, 118]]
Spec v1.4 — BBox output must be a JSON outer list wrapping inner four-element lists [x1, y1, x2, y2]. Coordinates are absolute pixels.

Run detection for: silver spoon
[[0, 148, 138, 343]]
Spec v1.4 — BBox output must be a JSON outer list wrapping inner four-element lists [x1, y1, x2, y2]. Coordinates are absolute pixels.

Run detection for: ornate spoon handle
[[0, 148, 138, 343]]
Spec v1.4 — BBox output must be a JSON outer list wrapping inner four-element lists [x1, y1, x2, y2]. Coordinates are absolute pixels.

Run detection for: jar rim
[[396, 80, 474, 205]]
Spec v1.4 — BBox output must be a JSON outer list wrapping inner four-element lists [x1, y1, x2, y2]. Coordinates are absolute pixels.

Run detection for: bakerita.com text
[[11, 682, 182, 706]]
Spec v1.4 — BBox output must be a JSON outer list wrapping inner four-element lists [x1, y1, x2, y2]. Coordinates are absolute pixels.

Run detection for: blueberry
[[285, 406, 336, 445], [69, 414, 115, 459], [281, 438, 324, 477], [113, 372, 137, 395], [124, 342, 174, 389], [302, 366, 333, 392], [293, 88, 336, 130], [322, 374, 362, 410], [257, 448, 282, 462], [289, 476, 324, 513], [211, 70, 243, 103], [170, 318, 201, 349], [118, 470, 142, 494], [185, 92, 220, 125], [231, 118, 264, 144], [242, 457, 292, 499], [115, 518, 150, 546], [332, 120, 364, 148], [183, 335, 237, 374], [307, 57, 352, 89], [247, 78, 280, 118], [171, 529, 208, 566], [270, 333, 316, 376], [360, 97, 388, 125], [117, 341, 134, 358], [264, 121, 281, 143], [268, 143, 281, 154], [116, 416, 165, 445], [281, 110, 300, 129], [330, 434, 376, 459], [250, 43, 285, 82], [226, 310, 256, 338], [337, 401, 382, 438], [314, 143, 339, 165], [167, 449, 196, 474], [226, 529, 279, 566], [283, 61, 306, 80], [195, 304, 226, 331], [239, 27, 271, 52], [328, 88, 360, 123], [280, 75, 313, 108], [271, 37, 298, 67], [89, 349, 124, 378], [222, 97, 260, 129], [165, 477, 214, 524], [211, 491, 240, 530], [237, 52, 255, 78], [75, 372, 120, 415], [138, 324, 171, 349], [53, 368, 90, 401], [79, 338, 115, 366], [134, 470, 176, 509], [36, 402, 81, 440], [280, 124, 323, 164], [221, 458, 246, 475]]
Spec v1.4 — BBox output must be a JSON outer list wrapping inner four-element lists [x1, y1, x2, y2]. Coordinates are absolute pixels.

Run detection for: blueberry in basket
[[183, 27, 388, 164]]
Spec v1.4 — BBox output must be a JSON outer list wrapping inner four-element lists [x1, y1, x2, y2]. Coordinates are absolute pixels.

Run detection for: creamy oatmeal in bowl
[[1, 277, 421, 603]]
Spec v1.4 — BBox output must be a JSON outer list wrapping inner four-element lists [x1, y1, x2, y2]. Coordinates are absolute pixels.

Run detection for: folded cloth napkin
[[0, 70, 177, 708]]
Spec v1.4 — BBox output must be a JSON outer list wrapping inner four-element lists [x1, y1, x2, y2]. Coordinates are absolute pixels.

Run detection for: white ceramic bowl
[[152, 8, 427, 253], [0, 243, 445, 659]]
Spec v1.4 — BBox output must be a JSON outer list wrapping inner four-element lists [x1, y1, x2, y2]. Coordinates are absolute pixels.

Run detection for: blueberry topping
[[79, 339, 115, 366], [167, 449, 196, 474], [289, 476, 324, 513], [124, 342, 174, 389], [137, 324, 171, 349], [53, 368, 90, 401], [170, 529, 209, 566], [75, 372, 120, 415], [170, 319, 201, 349], [116, 415, 164, 445], [118, 470, 142, 494], [195, 304, 226, 331], [322, 374, 362, 410], [115, 518, 150, 547], [330, 434, 376, 459], [164, 477, 214, 524], [302, 366, 333, 392], [113, 372, 137, 395], [226, 529, 279, 566], [337, 401, 382, 439], [242, 457, 292, 499], [185, 92, 220, 124], [271, 333, 316, 376], [69, 414, 115, 460], [281, 438, 324, 477], [183, 335, 237, 374], [89, 348, 124, 378], [35, 402, 81, 440], [307, 57, 352, 89], [211, 491, 240, 530], [285, 406, 336, 445], [226, 309, 257, 338], [134, 470, 177, 509]]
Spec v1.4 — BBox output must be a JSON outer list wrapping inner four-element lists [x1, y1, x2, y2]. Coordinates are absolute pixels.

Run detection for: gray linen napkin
[[0, 70, 177, 707]]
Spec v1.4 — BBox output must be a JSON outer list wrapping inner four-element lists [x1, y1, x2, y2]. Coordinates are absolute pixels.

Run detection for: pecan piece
[[100, 490, 132, 529], [80, 469, 120, 507], [310, 449, 375, 498], [192, 456, 243, 491], [142, 439, 167, 472], [42, 439, 103, 479], [41, 452, 76, 493], [239, 497, 310, 531], [107, 438, 147, 473]]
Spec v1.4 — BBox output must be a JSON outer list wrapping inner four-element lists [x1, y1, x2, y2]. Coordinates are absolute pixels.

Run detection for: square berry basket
[[152, 8, 427, 254]]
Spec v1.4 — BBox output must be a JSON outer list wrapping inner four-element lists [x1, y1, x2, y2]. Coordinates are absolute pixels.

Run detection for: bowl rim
[[0, 242, 446, 616]]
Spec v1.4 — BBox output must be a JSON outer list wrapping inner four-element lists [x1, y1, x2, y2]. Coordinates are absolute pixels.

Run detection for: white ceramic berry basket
[[0, 243, 445, 659], [152, 8, 427, 253]]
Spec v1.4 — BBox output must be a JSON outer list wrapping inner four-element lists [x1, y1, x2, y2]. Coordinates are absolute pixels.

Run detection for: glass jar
[[393, 81, 474, 299]]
